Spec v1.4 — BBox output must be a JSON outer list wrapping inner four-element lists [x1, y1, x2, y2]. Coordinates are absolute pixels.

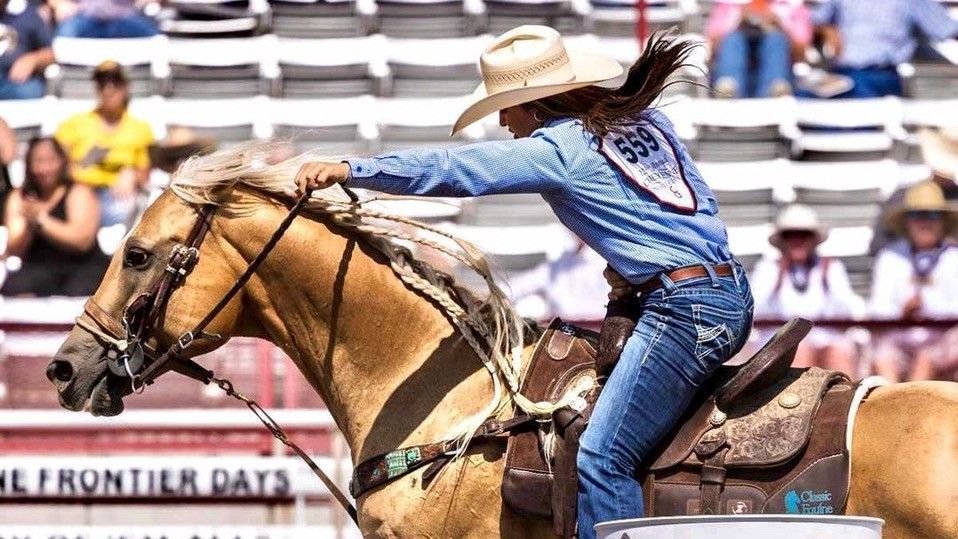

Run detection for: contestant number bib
[[600, 122, 696, 212]]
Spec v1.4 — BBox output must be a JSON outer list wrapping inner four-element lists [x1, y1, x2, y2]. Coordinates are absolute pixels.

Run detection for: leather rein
[[72, 191, 359, 523]]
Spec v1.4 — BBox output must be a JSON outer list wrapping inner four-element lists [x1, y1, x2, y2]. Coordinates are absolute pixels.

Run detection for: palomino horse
[[47, 146, 958, 538]]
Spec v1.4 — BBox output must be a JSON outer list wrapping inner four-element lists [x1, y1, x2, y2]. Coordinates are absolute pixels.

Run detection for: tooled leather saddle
[[501, 317, 856, 537]]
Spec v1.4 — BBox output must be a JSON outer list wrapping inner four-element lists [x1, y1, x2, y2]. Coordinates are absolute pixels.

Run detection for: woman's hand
[[294, 162, 350, 195], [20, 197, 47, 224], [8, 55, 37, 84]]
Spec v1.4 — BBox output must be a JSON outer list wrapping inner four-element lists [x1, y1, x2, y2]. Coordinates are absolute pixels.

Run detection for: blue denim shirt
[[345, 110, 732, 285], [812, 0, 958, 68]]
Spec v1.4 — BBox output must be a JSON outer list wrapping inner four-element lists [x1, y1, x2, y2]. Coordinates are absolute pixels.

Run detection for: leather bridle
[[77, 204, 217, 393], [71, 190, 360, 523]]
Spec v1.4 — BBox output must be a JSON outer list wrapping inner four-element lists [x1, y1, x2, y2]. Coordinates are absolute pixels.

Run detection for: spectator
[[870, 127, 958, 254], [0, 0, 54, 99], [707, 0, 812, 98], [750, 204, 861, 375], [869, 181, 958, 382], [808, 0, 958, 98], [56, 0, 157, 38], [55, 60, 153, 226], [509, 238, 609, 322], [0, 117, 16, 218], [1, 137, 109, 297]]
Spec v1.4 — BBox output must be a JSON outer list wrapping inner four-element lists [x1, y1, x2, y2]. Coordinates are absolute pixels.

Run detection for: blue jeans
[[712, 29, 792, 97], [797, 66, 903, 99], [577, 262, 754, 539], [57, 14, 158, 38], [0, 76, 45, 99], [95, 187, 134, 227]]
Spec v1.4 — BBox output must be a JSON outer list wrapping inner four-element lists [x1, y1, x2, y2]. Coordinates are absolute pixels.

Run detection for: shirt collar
[[543, 116, 576, 129]]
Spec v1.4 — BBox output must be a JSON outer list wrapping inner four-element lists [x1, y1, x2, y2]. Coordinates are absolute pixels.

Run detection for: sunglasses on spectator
[[780, 230, 816, 241], [905, 210, 945, 221]]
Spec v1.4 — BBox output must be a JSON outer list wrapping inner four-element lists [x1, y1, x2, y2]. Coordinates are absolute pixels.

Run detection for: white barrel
[[595, 515, 884, 539]]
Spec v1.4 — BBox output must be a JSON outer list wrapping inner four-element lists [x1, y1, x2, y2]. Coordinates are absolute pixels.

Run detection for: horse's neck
[[223, 197, 495, 462]]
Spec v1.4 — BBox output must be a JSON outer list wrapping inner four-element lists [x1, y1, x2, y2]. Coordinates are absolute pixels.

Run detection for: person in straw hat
[[750, 204, 861, 375], [869, 180, 958, 382], [870, 126, 958, 253], [295, 26, 754, 533]]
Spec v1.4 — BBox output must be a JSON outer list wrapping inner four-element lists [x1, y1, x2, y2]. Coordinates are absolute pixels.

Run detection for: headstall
[[72, 191, 360, 523]]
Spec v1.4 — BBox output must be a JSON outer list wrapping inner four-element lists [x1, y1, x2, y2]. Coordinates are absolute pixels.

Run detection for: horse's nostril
[[47, 360, 74, 383]]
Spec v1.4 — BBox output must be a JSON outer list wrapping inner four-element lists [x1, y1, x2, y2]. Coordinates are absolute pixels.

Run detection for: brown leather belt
[[637, 263, 734, 295]]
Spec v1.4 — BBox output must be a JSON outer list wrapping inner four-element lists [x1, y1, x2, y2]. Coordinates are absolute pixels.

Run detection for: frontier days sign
[[0, 457, 338, 499]]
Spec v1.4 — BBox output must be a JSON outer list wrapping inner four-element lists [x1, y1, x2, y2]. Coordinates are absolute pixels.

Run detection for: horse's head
[[46, 190, 247, 416]]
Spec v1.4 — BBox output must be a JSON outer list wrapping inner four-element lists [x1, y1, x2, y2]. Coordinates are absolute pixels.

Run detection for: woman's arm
[[0, 118, 16, 165], [298, 135, 569, 197], [34, 184, 101, 254], [4, 190, 34, 256]]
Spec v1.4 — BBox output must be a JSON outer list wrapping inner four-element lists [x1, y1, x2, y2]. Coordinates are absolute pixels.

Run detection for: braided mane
[[167, 142, 591, 457]]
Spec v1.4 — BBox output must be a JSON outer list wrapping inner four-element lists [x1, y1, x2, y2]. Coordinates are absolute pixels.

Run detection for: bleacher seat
[[676, 96, 796, 162], [726, 223, 773, 272], [160, 0, 270, 38], [268, 95, 375, 154], [793, 98, 903, 162], [160, 37, 272, 98], [900, 98, 958, 163], [787, 160, 899, 228], [375, 95, 481, 151], [270, 0, 374, 38], [445, 222, 571, 291], [160, 96, 268, 147], [383, 36, 485, 97], [42, 96, 167, 138], [905, 39, 958, 99], [275, 36, 382, 97], [698, 159, 788, 226], [459, 193, 558, 226], [50, 37, 160, 98], [376, 0, 481, 38], [588, 0, 695, 38], [818, 226, 875, 297], [1, 98, 49, 151], [484, 0, 587, 36], [362, 196, 463, 222]]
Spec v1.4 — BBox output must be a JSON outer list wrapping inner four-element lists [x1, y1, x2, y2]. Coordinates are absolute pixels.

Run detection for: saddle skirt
[[501, 318, 857, 537]]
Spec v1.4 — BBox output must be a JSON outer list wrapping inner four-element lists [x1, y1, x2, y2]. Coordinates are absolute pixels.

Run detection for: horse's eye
[[124, 247, 152, 269]]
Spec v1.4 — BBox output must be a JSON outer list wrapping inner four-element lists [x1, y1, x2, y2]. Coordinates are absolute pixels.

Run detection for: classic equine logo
[[784, 489, 834, 514]]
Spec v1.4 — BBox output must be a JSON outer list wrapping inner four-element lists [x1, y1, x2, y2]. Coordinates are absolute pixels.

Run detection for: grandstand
[[1, 0, 957, 536]]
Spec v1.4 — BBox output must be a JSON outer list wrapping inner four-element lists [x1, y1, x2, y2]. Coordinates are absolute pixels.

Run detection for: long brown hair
[[528, 33, 699, 136], [23, 137, 72, 199]]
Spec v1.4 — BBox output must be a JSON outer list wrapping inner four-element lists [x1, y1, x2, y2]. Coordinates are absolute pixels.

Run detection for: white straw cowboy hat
[[919, 127, 958, 181], [769, 204, 827, 248], [451, 25, 623, 135], [888, 180, 958, 235]]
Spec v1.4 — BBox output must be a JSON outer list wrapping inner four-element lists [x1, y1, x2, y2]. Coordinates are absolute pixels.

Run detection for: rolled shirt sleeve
[[344, 134, 568, 198]]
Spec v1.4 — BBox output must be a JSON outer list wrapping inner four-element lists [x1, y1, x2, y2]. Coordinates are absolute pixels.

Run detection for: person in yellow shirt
[[55, 61, 153, 226]]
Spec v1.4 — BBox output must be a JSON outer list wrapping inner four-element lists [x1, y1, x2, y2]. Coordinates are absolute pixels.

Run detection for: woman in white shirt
[[870, 181, 958, 382], [751, 204, 862, 375]]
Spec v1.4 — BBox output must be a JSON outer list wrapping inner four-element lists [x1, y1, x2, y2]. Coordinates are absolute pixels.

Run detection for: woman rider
[[295, 26, 754, 538]]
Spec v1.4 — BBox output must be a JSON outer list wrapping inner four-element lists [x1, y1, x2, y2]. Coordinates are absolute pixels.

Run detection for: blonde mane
[[168, 142, 591, 456]]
